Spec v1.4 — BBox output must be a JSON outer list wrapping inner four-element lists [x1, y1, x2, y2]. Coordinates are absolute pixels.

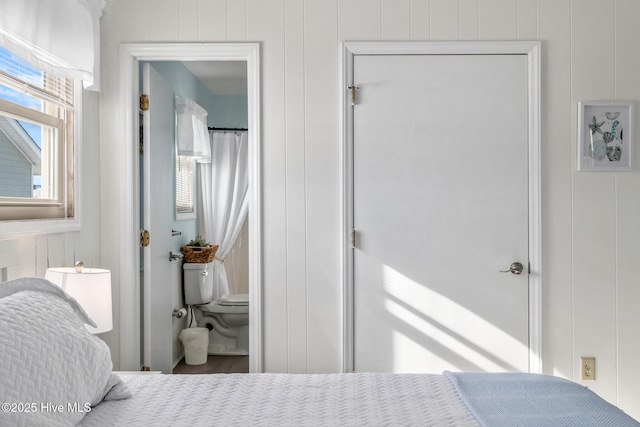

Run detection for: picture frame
[[578, 101, 634, 171]]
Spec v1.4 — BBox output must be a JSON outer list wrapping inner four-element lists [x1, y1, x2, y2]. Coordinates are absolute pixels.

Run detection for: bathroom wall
[[211, 95, 248, 129], [97, 0, 640, 418]]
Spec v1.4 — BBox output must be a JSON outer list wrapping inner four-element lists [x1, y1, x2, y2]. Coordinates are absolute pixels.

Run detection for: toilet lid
[[217, 293, 249, 306]]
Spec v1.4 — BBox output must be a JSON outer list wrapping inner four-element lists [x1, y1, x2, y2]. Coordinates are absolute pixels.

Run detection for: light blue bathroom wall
[[211, 95, 248, 129], [148, 61, 248, 129], [148, 61, 205, 252]]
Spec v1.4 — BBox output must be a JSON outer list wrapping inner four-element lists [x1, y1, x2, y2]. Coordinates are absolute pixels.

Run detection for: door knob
[[500, 262, 524, 275]]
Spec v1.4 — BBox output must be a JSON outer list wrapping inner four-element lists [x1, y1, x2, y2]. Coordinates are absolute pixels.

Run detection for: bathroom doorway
[[141, 60, 250, 373], [118, 43, 262, 374]]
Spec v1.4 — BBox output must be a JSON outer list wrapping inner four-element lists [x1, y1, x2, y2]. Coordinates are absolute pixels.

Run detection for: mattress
[[80, 372, 480, 427]]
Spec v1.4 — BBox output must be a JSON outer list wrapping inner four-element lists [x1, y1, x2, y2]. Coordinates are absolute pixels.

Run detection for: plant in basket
[[182, 236, 219, 263], [186, 236, 209, 247]]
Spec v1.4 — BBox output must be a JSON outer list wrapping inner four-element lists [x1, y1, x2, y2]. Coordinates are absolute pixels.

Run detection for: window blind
[[176, 155, 194, 214]]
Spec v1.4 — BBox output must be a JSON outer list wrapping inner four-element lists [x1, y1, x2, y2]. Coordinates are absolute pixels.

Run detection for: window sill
[[175, 211, 196, 221], [0, 217, 81, 239]]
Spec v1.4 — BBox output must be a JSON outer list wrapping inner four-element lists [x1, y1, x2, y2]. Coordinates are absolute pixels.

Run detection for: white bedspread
[[81, 372, 480, 427]]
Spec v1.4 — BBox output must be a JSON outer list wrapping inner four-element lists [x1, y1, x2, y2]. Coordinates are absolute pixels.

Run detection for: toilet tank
[[183, 262, 214, 304]]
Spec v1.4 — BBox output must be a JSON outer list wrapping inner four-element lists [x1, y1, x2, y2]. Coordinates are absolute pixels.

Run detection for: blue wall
[[149, 61, 248, 128], [210, 95, 248, 129]]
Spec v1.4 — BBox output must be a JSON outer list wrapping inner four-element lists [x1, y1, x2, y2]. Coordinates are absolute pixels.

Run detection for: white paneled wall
[[96, 0, 640, 416], [572, 0, 618, 404], [615, 1, 640, 414]]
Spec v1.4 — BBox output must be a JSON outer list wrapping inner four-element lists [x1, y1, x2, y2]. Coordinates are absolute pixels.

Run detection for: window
[[0, 46, 77, 223], [175, 155, 196, 219]]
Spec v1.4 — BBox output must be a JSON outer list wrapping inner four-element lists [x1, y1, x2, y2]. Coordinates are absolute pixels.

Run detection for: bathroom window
[[175, 154, 196, 219], [0, 46, 78, 225]]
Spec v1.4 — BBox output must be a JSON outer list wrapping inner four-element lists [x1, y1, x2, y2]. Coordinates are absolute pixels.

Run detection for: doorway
[[341, 41, 541, 374], [141, 60, 249, 373], [118, 43, 262, 373]]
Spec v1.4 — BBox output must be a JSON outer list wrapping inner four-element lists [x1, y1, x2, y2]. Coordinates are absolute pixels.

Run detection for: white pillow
[[0, 278, 130, 426]]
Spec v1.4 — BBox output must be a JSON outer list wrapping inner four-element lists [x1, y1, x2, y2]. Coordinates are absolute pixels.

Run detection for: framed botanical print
[[578, 101, 633, 171]]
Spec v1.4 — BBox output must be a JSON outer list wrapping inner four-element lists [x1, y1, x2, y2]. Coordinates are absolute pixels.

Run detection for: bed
[[1, 277, 638, 427]]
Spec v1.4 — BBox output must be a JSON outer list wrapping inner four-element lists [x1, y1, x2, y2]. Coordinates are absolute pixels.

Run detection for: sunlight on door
[[382, 265, 528, 373]]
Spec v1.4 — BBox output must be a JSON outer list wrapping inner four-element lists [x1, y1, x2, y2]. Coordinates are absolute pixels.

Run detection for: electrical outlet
[[581, 357, 596, 381]]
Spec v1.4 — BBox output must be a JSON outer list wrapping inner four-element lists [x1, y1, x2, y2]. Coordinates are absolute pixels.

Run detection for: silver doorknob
[[500, 262, 524, 275]]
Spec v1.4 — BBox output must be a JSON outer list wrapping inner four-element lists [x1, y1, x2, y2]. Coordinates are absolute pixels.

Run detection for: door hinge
[[140, 93, 149, 111], [347, 85, 360, 106], [351, 228, 356, 249], [140, 229, 150, 247]]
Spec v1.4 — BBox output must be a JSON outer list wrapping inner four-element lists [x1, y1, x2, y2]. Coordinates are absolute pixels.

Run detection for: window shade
[[0, 0, 104, 90], [175, 95, 210, 161]]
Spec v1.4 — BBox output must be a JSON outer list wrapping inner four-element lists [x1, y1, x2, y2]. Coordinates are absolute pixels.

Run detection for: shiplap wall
[[96, 0, 640, 416]]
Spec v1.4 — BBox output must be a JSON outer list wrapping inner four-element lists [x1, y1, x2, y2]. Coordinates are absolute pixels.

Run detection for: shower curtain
[[199, 131, 248, 300]]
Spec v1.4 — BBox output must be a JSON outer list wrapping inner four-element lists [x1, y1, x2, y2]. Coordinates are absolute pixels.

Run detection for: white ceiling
[[182, 61, 247, 96]]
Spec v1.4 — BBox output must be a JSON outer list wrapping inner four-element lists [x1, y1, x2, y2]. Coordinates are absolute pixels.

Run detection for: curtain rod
[[208, 126, 248, 131]]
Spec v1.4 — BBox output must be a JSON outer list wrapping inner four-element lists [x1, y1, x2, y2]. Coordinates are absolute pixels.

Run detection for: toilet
[[183, 262, 249, 355]]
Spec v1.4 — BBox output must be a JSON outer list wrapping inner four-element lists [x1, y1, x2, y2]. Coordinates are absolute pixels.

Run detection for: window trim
[[0, 98, 65, 214], [0, 80, 82, 237]]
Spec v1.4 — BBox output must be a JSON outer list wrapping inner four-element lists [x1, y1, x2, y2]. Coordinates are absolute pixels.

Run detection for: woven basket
[[181, 244, 219, 263]]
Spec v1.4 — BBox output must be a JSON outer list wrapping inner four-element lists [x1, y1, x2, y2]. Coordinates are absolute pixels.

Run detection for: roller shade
[[175, 95, 210, 161], [0, 0, 104, 90]]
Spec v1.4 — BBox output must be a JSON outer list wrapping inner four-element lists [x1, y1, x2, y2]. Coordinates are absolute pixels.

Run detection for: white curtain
[[199, 131, 248, 300], [0, 0, 104, 90]]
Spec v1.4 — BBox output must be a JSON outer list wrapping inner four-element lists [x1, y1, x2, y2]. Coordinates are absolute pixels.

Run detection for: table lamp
[[45, 262, 113, 334]]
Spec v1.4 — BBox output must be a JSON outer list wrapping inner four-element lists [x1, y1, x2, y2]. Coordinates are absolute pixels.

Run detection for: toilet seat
[[198, 293, 249, 314], [217, 293, 249, 306], [199, 301, 249, 314]]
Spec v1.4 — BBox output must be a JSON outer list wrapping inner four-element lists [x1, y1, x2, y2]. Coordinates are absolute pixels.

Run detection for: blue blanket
[[443, 371, 639, 427]]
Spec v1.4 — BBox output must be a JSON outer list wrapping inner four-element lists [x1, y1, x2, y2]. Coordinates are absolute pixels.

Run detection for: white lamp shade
[[45, 267, 113, 334]]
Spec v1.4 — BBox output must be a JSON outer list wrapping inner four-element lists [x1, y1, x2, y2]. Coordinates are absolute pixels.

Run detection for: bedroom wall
[[97, 0, 640, 417]]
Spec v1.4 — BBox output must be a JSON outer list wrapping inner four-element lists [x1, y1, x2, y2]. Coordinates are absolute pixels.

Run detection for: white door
[[353, 54, 530, 373], [142, 63, 174, 373]]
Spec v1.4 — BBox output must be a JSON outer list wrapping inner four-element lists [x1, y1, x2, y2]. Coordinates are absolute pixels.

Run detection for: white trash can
[[179, 327, 209, 365]]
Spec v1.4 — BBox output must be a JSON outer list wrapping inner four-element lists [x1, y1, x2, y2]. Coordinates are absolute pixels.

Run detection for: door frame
[[340, 41, 541, 374], [118, 43, 263, 373]]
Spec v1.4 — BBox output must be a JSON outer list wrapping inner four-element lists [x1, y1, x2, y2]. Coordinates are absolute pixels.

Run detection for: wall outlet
[[581, 357, 596, 381]]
